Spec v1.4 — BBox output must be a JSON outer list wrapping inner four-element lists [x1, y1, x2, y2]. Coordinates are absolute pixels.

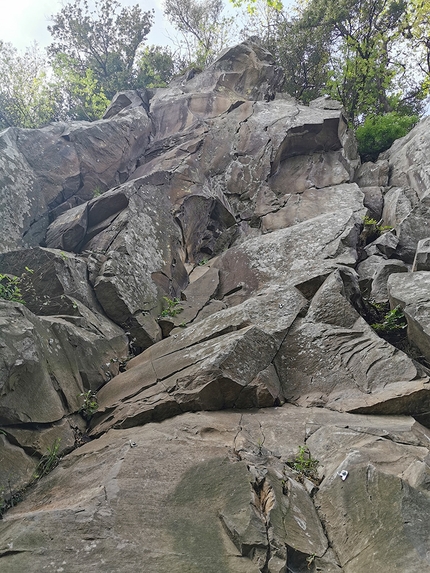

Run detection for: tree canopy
[[0, 0, 429, 133], [164, 0, 235, 67], [0, 42, 60, 130], [47, 0, 154, 99]]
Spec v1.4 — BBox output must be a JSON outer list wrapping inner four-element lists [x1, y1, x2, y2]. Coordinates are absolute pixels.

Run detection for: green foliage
[[78, 390, 99, 420], [160, 297, 183, 318], [52, 55, 110, 121], [0, 41, 60, 129], [33, 439, 61, 480], [0, 273, 25, 304], [356, 112, 419, 159], [230, 0, 283, 13], [274, 15, 331, 104], [362, 215, 393, 236], [137, 46, 176, 88], [371, 305, 407, 333], [48, 0, 154, 99], [164, 0, 235, 67], [288, 445, 319, 480]]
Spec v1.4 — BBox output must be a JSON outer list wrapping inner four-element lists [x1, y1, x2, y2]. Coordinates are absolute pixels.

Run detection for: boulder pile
[[0, 41, 429, 573]]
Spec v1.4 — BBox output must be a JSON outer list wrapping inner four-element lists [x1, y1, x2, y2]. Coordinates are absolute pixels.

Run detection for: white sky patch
[[0, 0, 175, 51]]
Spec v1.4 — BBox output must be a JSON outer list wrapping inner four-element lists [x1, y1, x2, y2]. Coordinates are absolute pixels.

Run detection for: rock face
[[0, 40, 430, 573]]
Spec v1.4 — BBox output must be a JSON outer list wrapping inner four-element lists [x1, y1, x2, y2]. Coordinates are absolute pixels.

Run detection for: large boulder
[[1, 407, 429, 573]]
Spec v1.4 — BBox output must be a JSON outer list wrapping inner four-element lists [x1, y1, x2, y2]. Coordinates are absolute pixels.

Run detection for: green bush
[[0, 273, 25, 304], [356, 112, 418, 160]]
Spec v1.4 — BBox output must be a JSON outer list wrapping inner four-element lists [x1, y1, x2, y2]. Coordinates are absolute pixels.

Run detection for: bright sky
[[0, 0, 175, 51]]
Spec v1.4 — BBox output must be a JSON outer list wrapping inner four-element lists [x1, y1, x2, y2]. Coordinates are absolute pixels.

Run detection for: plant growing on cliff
[[160, 296, 183, 318], [360, 216, 393, 245], [0, 273, 25, 304], [287, 445, 319, 481], [78, 390, 99, 420], [371, 305, 407, 333], [33, 439, 61, 480], [356, 112, 419, 160]]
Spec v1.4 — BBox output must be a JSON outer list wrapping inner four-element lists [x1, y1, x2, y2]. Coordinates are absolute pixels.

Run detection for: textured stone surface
[[1, 40, 430, 573], [1, 407, 429, 573], [388, 271, 430, 363]]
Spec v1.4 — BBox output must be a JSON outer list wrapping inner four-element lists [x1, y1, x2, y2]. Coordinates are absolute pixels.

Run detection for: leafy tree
[[164, 0, 235, 67], [295, 0, 411, 123], [403, 0, 430, 94], [52, 54, 110, 121], [268, 14, 332, 103], [355, 111, 418, 159], [231, 0, 283, 11], [136, 46, 176, 88], [237, 0, 286, 44], [47, 0, 154, 99], [0, 42, 59, 130]]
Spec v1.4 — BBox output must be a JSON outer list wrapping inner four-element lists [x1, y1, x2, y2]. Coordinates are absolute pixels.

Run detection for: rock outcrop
[[0, 40, 430, 573]]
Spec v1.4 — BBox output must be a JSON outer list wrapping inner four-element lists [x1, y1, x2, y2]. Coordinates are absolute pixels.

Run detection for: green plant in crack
[[287, 445, 319, 481], [306, 553, 316, 569], [33, 439, 61, 480], [160, 296, 183, 318], [371, 305, 407, 333], [78, 390, 98, 420], [361, 216, 393, 245], [0, 273, 25, 304]]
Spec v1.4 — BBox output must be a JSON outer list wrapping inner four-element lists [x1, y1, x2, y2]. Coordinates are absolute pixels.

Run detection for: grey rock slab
[[102, 89, 150, 119], [0, 300, 128, 426], [79, 182, 188, 346], [261, 183, 365, 234], [388, 271, 430, 363], [216, 209, 362, 305], [0, 411, 260, 573], [308, 423, 430, 572], [381, 116, 430, 200], [363, 230, 399, 258], [0, 302, 77, 425], [1, 407, 429, 572], [159, 266, 220, 332], [356, 256, 408, 302], [275, 270, 421, 408], [0, 247, 102, 316], [395, 194, 430, 262], [3, 418, 77, 458], [354, 160, 389, 188], [0, 128, 45, 252], [91, 325, 280, 434], [268, 151, 352, 196], [381, 186, 417, 230], [0, 107, 152, 253], [361, 185, 384, 220], [412, 237, 430, 271]]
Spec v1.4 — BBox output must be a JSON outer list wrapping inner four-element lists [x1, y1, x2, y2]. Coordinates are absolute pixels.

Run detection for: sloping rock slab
[[0, 407, 429, 573], [90, 325, 280, 435], [388, 271, 430, 363]]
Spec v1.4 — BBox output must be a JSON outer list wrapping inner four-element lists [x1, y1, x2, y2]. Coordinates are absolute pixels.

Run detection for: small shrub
[[287, 445, 319, 481], [0, 273, 25, 304], [33, 439, 61, 480], [160, 296, 183, 318], [78, 390, 98, 420], [371, 305, 407, 333], [361, 216, 393, 245], [356, 112, 418, 160]]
